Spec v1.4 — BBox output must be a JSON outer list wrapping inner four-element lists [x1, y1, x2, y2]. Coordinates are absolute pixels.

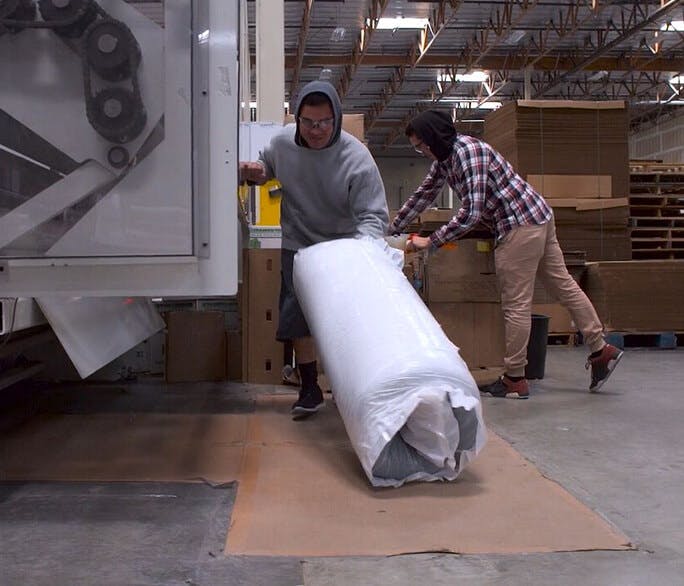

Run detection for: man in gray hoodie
[[240, 80, 389, 418]]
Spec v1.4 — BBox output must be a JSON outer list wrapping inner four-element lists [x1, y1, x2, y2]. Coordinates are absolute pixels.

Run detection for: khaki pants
[[494, 218, 605, 377]]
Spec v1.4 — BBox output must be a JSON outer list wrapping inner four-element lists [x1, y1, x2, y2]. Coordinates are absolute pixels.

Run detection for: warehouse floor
[[1, 346, 683, 586]]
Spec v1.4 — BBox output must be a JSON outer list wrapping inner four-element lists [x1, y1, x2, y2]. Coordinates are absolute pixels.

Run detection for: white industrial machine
[[0, 0, 240, 377], [0, 0, 239, 295]]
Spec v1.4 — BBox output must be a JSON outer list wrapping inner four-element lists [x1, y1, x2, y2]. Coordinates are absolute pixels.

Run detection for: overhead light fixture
[[330, 27, 346, 42], [505, 30, 526, 44], [433, 98, 502, 110], [369, 17, 430, 30], [244, 101, 290, 109], [661, 20, 684, 32], [587, 70, 608, 82], [438, 71, 489, 83], [636, 100, 684, 105]]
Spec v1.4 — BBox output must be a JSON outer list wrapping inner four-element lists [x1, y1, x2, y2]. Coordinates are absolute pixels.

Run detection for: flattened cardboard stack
[[484, 100, 631, 261], [584, 260, 684, 331]]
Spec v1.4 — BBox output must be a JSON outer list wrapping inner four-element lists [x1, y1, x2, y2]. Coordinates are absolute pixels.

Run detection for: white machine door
[[0, 0, 239, 297]]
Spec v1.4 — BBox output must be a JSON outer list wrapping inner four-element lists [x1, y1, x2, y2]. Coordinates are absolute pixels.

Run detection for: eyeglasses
[[412, 140, 429, 155], [299, 116, 334, 130]]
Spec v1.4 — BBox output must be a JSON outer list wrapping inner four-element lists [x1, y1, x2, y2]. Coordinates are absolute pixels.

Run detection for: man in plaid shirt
[[391, 110, 623, 398]]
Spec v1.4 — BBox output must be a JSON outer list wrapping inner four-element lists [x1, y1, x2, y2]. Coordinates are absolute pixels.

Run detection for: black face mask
[[410, 110, 457, 162]]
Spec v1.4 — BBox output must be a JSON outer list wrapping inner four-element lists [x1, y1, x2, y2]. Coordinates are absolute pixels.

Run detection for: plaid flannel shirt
[[391, 135, 552, 247]]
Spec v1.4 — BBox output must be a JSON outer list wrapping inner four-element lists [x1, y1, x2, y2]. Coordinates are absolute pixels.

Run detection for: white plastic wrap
[[293, 237, 487, 487]]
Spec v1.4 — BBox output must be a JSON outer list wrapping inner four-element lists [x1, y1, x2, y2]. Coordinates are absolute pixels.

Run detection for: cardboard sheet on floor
[[225, 395, 630, 556], [0, 413, 245, 484]]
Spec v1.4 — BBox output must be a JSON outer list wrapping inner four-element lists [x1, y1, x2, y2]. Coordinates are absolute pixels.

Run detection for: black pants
[[276, 248, 311, 342]]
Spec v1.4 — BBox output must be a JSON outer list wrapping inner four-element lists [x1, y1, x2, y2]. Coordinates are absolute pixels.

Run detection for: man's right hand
[[239, 162, 267, 185]]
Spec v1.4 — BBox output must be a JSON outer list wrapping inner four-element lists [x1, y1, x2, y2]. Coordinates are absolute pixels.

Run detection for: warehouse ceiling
[[254, 0, 684, 155], [131, 0, 684, 155]]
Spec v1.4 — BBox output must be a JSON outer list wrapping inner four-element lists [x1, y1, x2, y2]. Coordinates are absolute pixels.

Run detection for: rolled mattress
[[293, 237, 487, 487]]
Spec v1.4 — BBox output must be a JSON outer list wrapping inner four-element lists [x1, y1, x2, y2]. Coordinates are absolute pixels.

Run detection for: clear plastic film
[[293, 237, 487, 487]]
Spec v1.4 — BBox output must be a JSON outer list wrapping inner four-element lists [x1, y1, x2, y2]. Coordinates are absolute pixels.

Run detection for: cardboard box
[[165, 311, 226, 382], [527, 174, 612, 198], [241, 249, 285, 384], [547, 197, 628, 210], [425, 239, 499, 303], [532, 303, 575, 333], [430, 302, 505, 368], [419, 208, 455, 223], [284, 113, 365, 142]]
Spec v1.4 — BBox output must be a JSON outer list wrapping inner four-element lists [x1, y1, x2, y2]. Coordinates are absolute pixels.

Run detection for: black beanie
[[408, 110, 457, 162]]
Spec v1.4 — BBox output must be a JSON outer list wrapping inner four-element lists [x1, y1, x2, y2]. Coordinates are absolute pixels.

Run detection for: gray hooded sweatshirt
[[258, 80, 389, 250]]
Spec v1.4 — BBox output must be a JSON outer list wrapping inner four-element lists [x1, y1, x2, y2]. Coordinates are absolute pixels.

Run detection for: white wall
[[376, 156, 452, 211], [630, 109, 684, 163]]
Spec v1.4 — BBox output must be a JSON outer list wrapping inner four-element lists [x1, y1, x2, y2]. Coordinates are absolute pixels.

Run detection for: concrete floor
[[1, 346, 683, 585]]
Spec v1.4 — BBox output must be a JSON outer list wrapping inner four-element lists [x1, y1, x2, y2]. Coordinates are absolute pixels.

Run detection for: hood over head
[[293, 80, 343, 148], [407, 110, 457, 162]]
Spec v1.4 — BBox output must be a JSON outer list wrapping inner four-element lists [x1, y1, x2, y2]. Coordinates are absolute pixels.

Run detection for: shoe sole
[[590, 350, 624, 393], [480, 391, 529, 400], [291, 402, 324, 420]]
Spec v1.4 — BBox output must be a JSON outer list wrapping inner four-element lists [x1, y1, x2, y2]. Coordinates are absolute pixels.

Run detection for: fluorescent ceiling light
[[505, 30, 526, 44], [438, 71, 489, 83], [636, 100, 684, 105], [369, 17, 430, 30], [243, 102, 290, 109], [330, 27, 346, 41], [587, 70, 608, 82], [437, 99, 502, 109], [661, 20, 684, 32]]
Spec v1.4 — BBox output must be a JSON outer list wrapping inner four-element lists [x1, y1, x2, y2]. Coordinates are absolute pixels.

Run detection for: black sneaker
[[291, 385, 324, 419]]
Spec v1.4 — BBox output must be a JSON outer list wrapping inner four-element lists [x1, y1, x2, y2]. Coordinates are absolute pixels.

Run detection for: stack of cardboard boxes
[[420, 239, 505, 370], [240, 248, 284, 384]]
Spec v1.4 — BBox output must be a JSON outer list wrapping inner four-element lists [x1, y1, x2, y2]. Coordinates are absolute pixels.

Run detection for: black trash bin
[[525, 314, 550, 380]]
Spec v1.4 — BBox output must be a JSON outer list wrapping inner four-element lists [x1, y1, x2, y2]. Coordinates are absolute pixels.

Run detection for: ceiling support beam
[[281, 53, 683, 72], [381, 0, 613, 148], [288, 0, 314, 104], [365, 0, 464, 131], [336, 0, 389, 98], [457, 0, 540, 72], [534, 0, 683, 97]]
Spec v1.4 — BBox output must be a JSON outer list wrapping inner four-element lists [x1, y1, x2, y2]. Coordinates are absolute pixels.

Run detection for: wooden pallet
[[629, 167, 684, 260], [604, 331, 678, 349], [629, 162, 684, 174]]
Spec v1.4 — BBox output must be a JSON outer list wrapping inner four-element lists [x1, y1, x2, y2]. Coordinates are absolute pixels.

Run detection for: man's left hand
[[406, 235, 431, 252]]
